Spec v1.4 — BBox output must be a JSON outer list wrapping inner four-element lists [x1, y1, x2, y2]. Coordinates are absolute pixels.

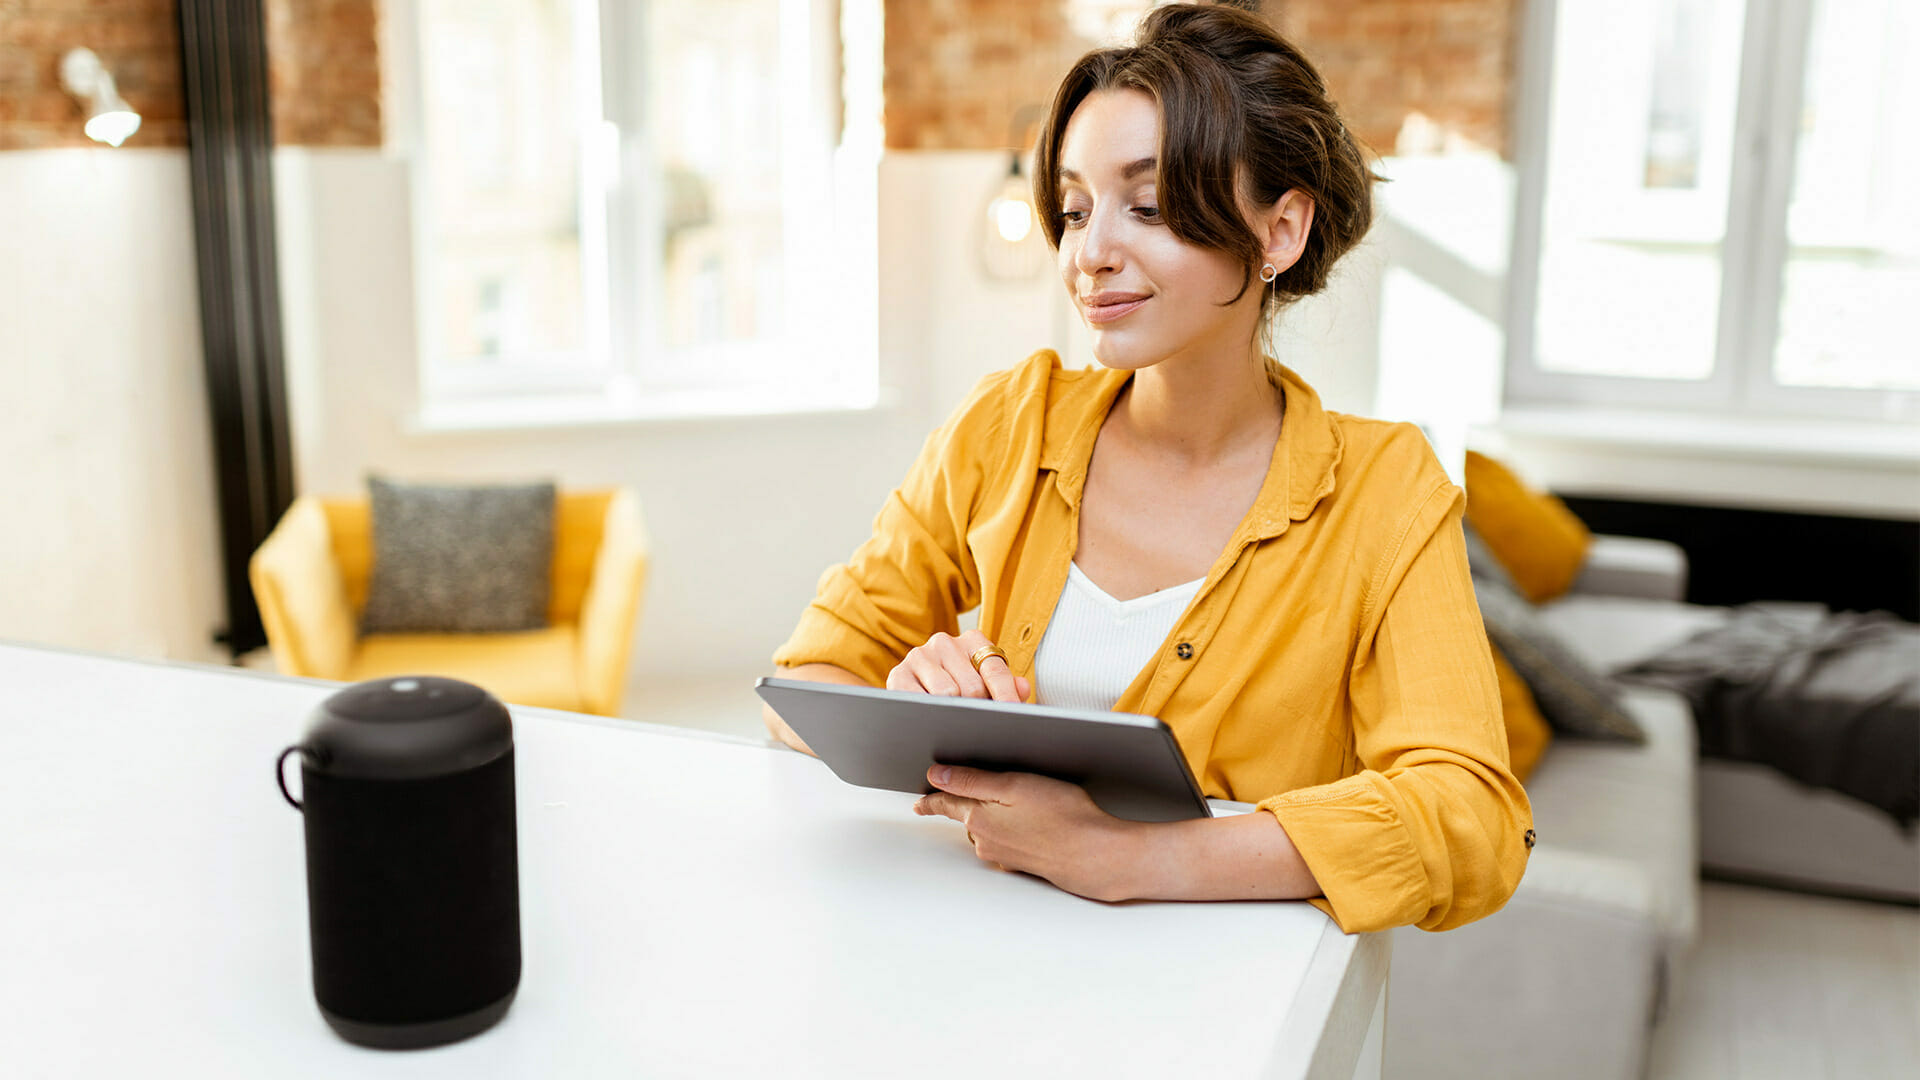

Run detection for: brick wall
[[881, 0, 1101, 153], [882, 0, 1523, 158], [2, 1, 1516, 156], [265, 0, 381, 147], [1274, 0, 1522, 158], [0, 0, 380, 151]]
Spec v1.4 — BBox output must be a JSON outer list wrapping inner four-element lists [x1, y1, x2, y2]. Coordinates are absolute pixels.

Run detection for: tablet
[[753, 677, 1213, 822]]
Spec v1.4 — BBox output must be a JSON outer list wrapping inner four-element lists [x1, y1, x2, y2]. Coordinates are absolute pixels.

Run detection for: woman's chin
[[1086, 336, 1163, 372]]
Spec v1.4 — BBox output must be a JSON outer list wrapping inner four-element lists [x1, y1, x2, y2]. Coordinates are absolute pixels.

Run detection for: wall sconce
[[60, 48, 143, 148]]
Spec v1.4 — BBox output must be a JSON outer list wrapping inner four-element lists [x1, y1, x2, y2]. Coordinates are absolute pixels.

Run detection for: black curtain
[[177, 0, 295, 658]]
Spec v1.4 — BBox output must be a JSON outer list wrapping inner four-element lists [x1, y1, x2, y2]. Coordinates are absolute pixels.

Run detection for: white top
[[1033, 562, 1205, 712], [0, 642, 1385, 1079]]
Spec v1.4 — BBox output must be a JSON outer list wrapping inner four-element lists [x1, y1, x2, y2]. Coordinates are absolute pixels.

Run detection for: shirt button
[[1175, 642, 1194, 660], [1524, 829, 1537, 850]]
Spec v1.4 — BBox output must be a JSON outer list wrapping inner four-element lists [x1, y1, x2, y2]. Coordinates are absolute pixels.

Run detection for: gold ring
[[968, 643, 1009, 672]]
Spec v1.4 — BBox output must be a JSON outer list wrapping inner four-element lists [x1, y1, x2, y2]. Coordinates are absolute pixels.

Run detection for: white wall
[[0, 151, 225, 663]]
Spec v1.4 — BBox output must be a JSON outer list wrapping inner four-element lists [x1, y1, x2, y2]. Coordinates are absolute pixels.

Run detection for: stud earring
[[1260, 263, 1278, 283]]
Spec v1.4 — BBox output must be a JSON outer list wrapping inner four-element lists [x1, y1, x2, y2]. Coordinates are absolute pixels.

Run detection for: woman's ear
[[1261, 189, 1315, 278]]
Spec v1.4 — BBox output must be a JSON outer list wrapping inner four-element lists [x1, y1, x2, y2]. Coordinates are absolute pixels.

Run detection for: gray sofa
[[1385, 535, 1708, 1080], [1545, 589, 1920, 907], [1385, 534, 1920, 1079]]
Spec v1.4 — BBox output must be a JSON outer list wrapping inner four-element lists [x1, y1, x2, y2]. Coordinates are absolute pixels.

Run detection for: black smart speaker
[[276, 676, 521, 1049]]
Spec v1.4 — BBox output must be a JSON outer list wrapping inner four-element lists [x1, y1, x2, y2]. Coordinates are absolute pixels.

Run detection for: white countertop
[[0, 642, 1382, 1078]]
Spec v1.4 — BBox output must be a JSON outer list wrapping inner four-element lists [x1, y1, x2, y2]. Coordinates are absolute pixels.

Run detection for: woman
[[763, 3, 1531, 934]]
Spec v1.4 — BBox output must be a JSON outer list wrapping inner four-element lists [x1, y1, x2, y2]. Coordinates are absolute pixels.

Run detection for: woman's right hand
[[886, 630, 1031, 703]]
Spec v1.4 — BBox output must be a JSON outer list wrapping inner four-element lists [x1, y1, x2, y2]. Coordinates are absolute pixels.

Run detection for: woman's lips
[[1084, 296, 1148, 324]]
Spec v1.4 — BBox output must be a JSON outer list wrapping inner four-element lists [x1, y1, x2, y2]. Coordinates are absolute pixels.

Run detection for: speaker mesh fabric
[[302, 750, 520, 1024]]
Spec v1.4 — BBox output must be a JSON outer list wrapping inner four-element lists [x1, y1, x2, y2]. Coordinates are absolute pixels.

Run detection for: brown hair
[[1034, 2, 1379, 314]]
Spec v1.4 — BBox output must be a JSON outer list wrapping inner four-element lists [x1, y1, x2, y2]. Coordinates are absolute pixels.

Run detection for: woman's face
[[1055, 88, 1262, 373]]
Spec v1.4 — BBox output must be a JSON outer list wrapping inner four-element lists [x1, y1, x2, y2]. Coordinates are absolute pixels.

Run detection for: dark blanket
[[1618, 603, 1920, 828]]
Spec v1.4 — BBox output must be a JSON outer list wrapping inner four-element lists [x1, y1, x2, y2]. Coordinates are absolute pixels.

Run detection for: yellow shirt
[[773, 351, 1532, 933]]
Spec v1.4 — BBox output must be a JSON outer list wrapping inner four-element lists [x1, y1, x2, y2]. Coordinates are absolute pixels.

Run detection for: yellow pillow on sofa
[[1491, 643, 1552, 784], [1463, 449, 1592, 603]]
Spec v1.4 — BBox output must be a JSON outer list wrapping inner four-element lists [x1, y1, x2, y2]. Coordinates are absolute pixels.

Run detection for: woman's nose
[[1073, 206, 1123, 278]]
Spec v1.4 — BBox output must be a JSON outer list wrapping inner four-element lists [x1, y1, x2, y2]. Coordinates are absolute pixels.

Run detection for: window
[[406, 0, 880, 420], [1506, 0, 1918, 421]]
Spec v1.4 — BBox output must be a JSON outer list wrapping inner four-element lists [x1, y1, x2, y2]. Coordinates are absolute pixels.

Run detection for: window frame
[[1504, 0, 1920, 422], [394, 0, 880, 420]]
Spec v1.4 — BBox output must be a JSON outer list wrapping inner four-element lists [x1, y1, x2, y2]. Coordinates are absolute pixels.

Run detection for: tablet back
[[754, 678, 1212, 822]]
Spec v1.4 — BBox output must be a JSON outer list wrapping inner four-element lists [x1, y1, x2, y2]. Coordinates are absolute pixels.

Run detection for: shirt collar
[[1039, 360, 1343, 542]]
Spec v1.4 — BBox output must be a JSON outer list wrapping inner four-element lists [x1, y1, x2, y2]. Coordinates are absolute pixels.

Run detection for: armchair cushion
[[360, 476, 557, 634], [348, 626, 583, 714]]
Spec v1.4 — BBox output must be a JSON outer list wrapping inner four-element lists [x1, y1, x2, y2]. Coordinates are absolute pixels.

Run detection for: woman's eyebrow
[[1057, 157, 1158, 184]]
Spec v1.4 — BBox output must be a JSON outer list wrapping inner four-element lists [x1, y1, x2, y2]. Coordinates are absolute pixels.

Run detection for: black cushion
[[360, 476, 556, 634]]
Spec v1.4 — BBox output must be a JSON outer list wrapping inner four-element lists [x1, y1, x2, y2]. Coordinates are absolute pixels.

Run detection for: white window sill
[[1482, 406, 1920, 472], [407, 384, 893, 436]]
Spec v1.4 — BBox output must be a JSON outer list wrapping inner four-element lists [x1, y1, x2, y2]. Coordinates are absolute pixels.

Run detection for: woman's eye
[[1060, 210, 1087, 227], [1134, 205, 1162, 221]]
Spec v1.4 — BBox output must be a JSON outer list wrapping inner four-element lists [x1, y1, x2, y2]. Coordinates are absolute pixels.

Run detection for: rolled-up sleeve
[[771, 379, 1006, 687], [1258, 483, 1533, 933]]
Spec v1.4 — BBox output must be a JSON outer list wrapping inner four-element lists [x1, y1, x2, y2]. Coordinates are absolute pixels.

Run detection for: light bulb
[[979, 149, 1045, 280], [84, 109, 141, 148], [991, 197, 1033, 244]]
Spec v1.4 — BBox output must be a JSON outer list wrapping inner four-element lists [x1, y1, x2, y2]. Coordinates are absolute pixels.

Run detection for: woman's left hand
[[912, 764, 1146, 902]]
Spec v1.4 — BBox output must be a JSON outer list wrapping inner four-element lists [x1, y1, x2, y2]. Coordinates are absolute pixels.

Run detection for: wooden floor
[[1649, 879, 1919, 1080], [626, 675, 1920, 1078]]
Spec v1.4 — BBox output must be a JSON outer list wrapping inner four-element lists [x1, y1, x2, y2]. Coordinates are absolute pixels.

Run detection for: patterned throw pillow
[[360, 476, 557, 634], [1471, 557, 1645, 743]]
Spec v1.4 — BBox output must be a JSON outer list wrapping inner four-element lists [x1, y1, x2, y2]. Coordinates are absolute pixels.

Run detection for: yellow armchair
[[249, 488, 649, 717]]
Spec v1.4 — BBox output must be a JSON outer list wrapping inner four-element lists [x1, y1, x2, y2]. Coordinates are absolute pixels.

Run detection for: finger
[[1014, 675, 1032, 701], [908, 649, 962, 696], [913, 791, 975, 824], [933, 634, 990, 698], [886, 661, 924, 693], [927, 764, 1011, 803], [977, 655, 1021, 703]]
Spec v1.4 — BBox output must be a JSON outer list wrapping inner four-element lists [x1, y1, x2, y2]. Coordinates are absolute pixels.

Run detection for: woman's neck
[[1113, 345, 1284, 467]]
